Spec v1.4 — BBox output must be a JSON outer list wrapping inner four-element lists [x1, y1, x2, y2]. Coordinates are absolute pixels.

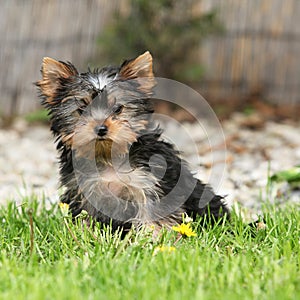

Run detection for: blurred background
[[0, 0, 299, 121]]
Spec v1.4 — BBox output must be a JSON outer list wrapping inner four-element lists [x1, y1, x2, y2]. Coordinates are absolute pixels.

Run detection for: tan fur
[[104, 117, 137, 150], [119, 51, 156, 93], [120, 51, 153, 78], [37, 57, 78, 103], [72, 115, 138, 161]]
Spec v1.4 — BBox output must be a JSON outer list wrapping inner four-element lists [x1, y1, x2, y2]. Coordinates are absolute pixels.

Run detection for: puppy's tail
[[183, 180, 230, 223]]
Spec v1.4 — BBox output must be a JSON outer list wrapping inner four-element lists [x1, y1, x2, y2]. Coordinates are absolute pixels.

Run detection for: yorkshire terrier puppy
[[36, 51, 229, 233]]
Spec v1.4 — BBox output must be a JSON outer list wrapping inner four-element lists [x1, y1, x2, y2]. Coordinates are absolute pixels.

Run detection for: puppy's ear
[[120, 51, 154, 79], [36, 57, 78, 103], [119, 51, 155, 93]]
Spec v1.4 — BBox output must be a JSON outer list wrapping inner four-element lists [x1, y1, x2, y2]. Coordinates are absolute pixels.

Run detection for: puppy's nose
[[94, 125, 108, 137]]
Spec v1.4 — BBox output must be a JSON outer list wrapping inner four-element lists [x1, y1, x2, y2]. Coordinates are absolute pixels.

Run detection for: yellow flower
[[59, 202, 69, 216], [153, 245, 176, 256], [172, 223, 197, 237]]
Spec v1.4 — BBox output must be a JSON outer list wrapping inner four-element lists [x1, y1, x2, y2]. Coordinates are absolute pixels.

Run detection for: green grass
[[24, 109, 49, 124], [0, 197, 299, 300]]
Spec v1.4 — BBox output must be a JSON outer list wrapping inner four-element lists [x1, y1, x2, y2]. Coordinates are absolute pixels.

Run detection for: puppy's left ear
[[120, 51, 153, 79], [119, 51, 155, 92]]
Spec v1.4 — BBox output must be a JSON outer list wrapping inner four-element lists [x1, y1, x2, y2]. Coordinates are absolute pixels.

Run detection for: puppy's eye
[[77, 107, 85, 115], [74, 98, 87, 115], [112, 104, 124, 115]]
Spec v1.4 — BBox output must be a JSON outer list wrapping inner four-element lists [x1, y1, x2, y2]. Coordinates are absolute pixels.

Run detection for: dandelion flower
[[172, 223, 196, 237], [59, 202, 69, 216]]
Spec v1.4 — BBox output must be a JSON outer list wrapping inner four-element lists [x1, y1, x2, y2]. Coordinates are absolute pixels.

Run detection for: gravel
[[1, 114, 299, 218]]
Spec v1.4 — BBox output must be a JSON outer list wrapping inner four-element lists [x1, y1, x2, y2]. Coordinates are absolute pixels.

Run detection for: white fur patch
[[88, 74, 117, 91]]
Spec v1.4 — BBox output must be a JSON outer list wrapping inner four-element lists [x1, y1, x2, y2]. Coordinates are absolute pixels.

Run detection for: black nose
[[95, 125, 108, 137]]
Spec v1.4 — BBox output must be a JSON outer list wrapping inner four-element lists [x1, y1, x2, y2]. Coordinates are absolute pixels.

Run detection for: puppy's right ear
[[36, 57, 78, 103]]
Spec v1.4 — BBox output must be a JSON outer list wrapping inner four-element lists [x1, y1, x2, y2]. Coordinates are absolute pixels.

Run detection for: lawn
[[0, 197, 299, 300]]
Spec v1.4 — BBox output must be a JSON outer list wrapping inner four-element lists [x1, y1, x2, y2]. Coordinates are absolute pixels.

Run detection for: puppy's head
[[36, 52, 156, 159]]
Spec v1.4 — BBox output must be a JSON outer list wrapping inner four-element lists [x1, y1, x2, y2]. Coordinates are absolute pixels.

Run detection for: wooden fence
[[0, 0, 118, 116], [0, 0, 299, 117], [199, 0, 300, 105]]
